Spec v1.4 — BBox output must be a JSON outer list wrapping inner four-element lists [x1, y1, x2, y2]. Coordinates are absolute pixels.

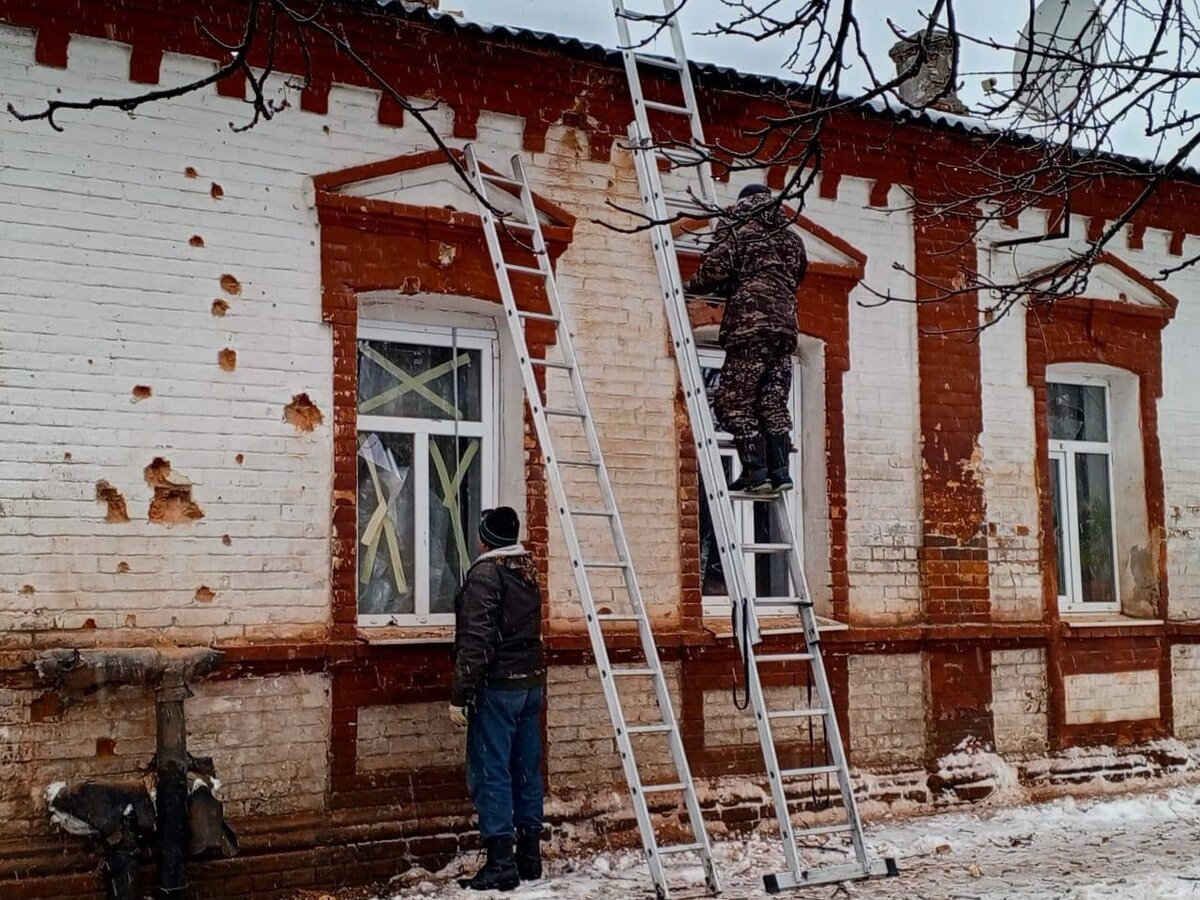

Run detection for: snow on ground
[[372, 785, 1200, 899]]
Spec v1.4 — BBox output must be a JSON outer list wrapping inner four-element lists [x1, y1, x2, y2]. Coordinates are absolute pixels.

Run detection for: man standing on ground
[[686, 183, 808, 494], [449, 506, 546, 892]]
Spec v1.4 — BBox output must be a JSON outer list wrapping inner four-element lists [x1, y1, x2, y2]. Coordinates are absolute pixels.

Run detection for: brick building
[[3, 1, 1200, 896]]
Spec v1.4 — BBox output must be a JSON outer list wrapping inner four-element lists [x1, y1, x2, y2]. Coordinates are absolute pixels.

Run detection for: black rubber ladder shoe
[[458, 835, 520, 892]]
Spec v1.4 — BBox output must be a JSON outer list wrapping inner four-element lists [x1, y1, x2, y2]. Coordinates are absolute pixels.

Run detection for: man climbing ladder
[[687, 183, 808, 495]]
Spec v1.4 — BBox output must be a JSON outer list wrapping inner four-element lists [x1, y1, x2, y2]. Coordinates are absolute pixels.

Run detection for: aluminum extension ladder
[[464, 145, 720, 900], [612, 0, 898, 892]]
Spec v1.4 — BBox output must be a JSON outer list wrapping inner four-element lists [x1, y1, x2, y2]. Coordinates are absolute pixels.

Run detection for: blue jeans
[[466, 685, 544, 840]]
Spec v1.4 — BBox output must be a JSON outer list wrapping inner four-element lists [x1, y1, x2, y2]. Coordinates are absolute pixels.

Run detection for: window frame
[[1047, 373, 1121, 615], [696, 345, 804, 618], [356, 321, 500, 628]]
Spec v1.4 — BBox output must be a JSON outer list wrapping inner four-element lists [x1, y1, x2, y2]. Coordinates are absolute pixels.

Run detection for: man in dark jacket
[[686, 183, 808, 493], [450, 506, 545, 892]]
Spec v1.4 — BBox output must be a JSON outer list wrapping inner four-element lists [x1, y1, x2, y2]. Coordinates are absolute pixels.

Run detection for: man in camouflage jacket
[[686, 183, 808, 493]]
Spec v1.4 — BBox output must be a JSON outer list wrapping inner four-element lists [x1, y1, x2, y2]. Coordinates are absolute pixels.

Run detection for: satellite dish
[[1011, 0, 1103, 121]]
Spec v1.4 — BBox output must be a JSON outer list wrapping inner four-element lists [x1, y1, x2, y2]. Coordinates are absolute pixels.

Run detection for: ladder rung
[[743, 543, 791, 553], [610, 667, 656, 677], [794, 823, 855, 839], [756, 653, 815, 664], [768, 708, 827, 720], [626, 723, 672, 735], [644, 99, 694, 116], [760, 626, 807, 637], [655, 146, 705, 166], [657, 842, 704, 856], [519, 310, 560, 323], [573, 509, 615, 517], [482, 172, 523, 189], [754, 597, 811, 607], [543, 407, 587, 418], [641, 782, 685, 794], [779, 765, 841, 779], [617, 8, 663, 22], [498, 218, 535, 231], [597, 612, 643, 622], [584, 561, 628, 569], [729, 491, 778, 502], [505, 262, 546, 276], [635, 54, 684, 71], [560, 458, 600, 468], [529, 358, 571, 370]]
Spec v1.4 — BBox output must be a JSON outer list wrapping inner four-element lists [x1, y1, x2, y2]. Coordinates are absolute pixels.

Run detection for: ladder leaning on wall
[[463, 145, 720, 900], [611, 0, 899, 893]]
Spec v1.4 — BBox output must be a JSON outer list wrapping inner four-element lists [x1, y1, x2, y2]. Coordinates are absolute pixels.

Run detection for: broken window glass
[[1048, 382, 1107, 442], [357, 432, 416, 616]]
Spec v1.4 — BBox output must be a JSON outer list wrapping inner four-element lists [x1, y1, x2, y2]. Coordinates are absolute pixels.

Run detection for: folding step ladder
[[463, 145, 720, 900], [611, 1, 898, 892]]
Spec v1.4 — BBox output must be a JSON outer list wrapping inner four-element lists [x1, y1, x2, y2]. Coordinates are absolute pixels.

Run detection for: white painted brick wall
[[848, 653, 926, 767], [546, 662, 681, 792], [1063, 670, 1160, 725], [991, 648, 1048, 755], [357, 700, 466, 773], [1172, 645, 1200, 738]]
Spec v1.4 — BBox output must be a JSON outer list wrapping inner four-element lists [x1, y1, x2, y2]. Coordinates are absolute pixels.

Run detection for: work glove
[[449, 704, 469, 728]]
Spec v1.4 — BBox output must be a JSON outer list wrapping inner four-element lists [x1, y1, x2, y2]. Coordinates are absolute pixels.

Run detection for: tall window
[[1047, 376, 1120, 613], [356, 324, 497, 626], [697, 347, 802, 616]]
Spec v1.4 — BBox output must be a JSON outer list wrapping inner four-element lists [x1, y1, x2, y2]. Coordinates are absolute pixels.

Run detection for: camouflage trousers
[[712, 336, 795, 441]]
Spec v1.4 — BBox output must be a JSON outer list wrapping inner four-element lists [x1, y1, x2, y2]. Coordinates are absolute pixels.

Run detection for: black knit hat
[[738, 183, 771, 200], [480, 506, 521, 549]]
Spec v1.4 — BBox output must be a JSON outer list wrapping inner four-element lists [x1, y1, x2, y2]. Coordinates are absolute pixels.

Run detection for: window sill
[[357, 626, 455, 645], [1061, 613, 1164, 629]]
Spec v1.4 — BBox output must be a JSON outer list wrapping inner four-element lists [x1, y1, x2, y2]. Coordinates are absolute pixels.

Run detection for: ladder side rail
[[632, 140, 805, 876], [510, 153, 720, 894], [465, 147, 673, 896], [769, 496, 872, 875], [660, 2, 718, 205]]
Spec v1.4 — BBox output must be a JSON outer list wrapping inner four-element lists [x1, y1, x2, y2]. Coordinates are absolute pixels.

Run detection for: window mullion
[[1063, 449, 1085, 609]]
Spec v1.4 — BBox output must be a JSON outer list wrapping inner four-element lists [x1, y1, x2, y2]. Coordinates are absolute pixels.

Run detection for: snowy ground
[[370, 785, 1200, 900]]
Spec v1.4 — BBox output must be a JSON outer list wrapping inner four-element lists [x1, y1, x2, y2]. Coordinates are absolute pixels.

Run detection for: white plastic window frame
[[1047, 373, 1121, 615], [696, 346, 803, 618], [356, 321, 499, 628]]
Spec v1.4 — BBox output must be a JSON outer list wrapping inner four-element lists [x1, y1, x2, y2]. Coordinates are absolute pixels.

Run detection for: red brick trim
[[1026, 280, 1176, 750], [316, 151, 575, 641]]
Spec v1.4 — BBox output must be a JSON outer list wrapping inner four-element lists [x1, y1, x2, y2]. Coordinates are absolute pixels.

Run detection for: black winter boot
[[765, 434, 794, 493], [515, 825, 543, 880], [458, 835, 520, 892], [729, 436, 771, 493]]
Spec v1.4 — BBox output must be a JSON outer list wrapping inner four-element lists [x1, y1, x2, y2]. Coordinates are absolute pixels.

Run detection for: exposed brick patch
[[131, 384, 152, 401], [218, 348, 238, 371], [95, 737, 116, 757], [144, 457, 204, 525], [219, 274, 242, 296], [189, 235, 205, 247], [283, 393, 323, 432], [222, 535, 232, 546], [195, 586, 216, 603], [95, 480, 130, 523], [212, 299, 229, 316], [184, 166, 198, 179], [19, 584, 34, 595], [210, 182, 224, 200], [116, 561, 130, 574], [29, 691, 64, 723]]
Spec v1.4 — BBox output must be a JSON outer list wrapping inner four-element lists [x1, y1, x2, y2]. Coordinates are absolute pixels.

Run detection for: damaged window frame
[[1047, 373, 1122, 615], [696, 344, 804, 618], [356, 321, 499, 628]]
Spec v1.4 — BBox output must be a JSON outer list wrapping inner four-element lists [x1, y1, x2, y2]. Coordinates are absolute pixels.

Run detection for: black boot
[[729, 436, 770, 493], [515, 825, 543, 881], [765, 433, 794, 493], [458, 835, 520, 892]]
